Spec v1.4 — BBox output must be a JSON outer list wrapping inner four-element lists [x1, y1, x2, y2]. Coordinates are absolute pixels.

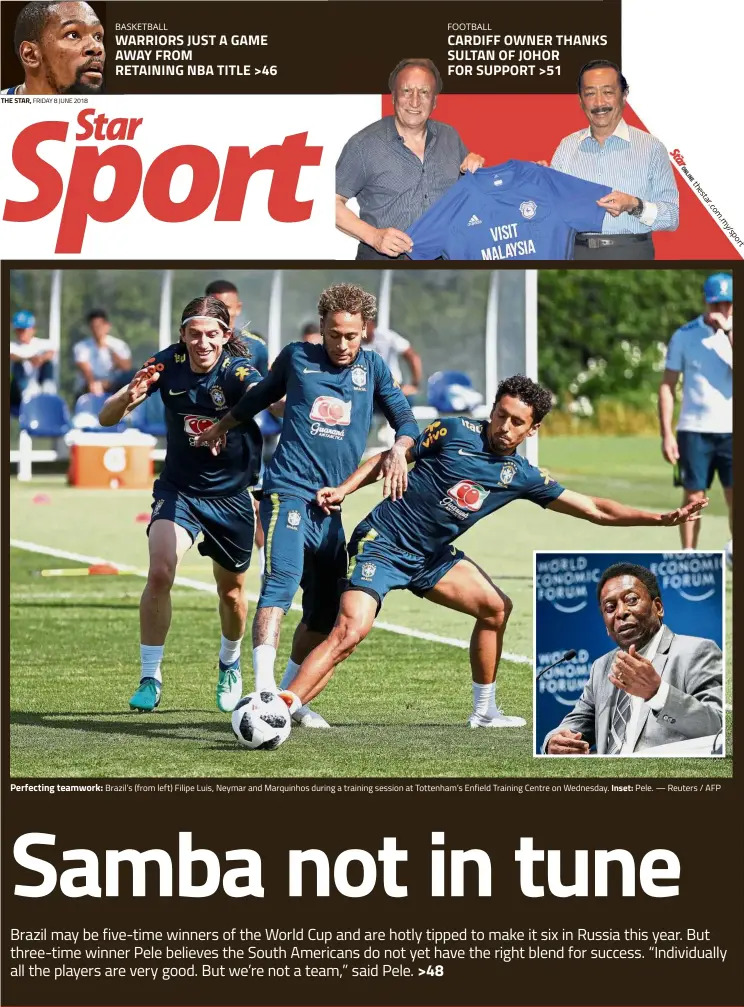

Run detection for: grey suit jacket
[[542, 626, 723, 754]]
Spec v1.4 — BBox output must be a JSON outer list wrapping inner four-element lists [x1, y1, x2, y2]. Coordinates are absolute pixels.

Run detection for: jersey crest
[[351, 365, 367, 389], [361, 562, 377, 581], [498, 460, 518, 487], [520, 200, 537, 219], [210, 386, 226, 409]]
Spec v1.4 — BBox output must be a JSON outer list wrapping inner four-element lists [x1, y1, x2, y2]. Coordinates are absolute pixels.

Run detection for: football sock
[[253, 644, 277, 691], [472, 681, 495, 716], [219, 635, 242, 667], [280, 658, 301, 691], [140, 644, 164, 684]]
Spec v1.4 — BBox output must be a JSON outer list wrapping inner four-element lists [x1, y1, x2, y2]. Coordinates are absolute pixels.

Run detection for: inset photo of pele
[[535, 551, 725, 759]]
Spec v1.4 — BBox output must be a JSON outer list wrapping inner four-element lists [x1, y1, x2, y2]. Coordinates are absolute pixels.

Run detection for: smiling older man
[[335, 58, 484, 260], [548, 60, 679, 260]]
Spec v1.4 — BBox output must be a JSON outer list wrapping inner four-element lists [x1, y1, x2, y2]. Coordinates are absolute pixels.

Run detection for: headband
[[181, 315, 230, 330]]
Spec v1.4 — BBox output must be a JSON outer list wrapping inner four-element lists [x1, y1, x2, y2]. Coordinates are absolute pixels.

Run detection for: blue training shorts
[[345, 520, 464, 611], [258, 494, 347, 634], [149, 477, 255, 573], [676, 431, 733, 491]]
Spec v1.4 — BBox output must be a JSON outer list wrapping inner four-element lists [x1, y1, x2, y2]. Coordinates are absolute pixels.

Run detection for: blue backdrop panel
[[534, 551, 724, 753]]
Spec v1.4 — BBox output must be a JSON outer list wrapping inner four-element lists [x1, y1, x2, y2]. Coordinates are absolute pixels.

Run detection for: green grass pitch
[[9, 435, 732, 778]]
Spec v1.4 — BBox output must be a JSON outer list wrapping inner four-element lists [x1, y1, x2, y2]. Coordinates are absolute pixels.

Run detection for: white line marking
[[11, 538, 533, 665]]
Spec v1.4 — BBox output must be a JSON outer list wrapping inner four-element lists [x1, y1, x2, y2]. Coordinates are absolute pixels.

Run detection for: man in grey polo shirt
[[336, 58, 484, 260]]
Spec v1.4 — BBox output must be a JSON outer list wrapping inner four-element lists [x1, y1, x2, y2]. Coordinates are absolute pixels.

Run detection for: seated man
[[10, 310, 56, 407], [543, 563, 723, 755], [73, 309, 132, 398]]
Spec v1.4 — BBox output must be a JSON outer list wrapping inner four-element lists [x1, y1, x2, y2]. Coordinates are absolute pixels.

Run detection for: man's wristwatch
[[628, 197, 644, 218]]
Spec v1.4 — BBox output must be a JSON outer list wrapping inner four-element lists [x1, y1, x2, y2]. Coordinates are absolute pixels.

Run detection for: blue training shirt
[[230, 342, 419, 503], [363, 417, 565, 556], [143, 344, 263, 498], [406, 160, 611, 260], [242, 331, 269, 377]]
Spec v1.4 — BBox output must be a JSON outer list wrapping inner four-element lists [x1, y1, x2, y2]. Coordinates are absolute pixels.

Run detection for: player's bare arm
[[316, 446, 416, 514], [401, 346, 423, 396], [546, 488, 708, 526], [77, 359, 104, 396], [335, 194, 413, 257], [380, 436, 416, 501], [194, 375, 282, 447], [98, 365, 159, 426], [658, 368, 681, 464], [706, 309, 734, 350]]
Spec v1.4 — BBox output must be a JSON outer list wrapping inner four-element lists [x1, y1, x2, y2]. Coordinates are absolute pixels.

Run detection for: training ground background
[[9, 435, 733, 779]]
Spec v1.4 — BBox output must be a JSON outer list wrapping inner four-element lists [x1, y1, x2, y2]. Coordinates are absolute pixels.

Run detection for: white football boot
[[468, 707, 526, 728]]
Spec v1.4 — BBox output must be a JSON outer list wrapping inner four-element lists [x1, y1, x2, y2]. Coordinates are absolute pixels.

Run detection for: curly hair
[[494, 375, 553, 424], [179, 295, 248, 358], [597, 563, 661, 604], [317, 283, 377, 324], [388, 58, 443, 96]]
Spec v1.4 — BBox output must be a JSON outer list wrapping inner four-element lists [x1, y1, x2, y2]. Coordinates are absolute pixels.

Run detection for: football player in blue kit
[[204, 279, 271, 585], [99, 296, 266, 715], [278, 376, 707, 732], [194, 283, 419, 729]]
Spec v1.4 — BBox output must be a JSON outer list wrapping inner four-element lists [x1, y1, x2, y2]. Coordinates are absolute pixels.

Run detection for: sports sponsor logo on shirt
[[421, 420, 447, 449], [442, 480, 489, 519], [183, 414, 217, 446], [480, 222, 537, 260], [461, 419, 481, 433], [520, 200, 537, 219], [467, 214, 482, 227], [309, 396, 352, 439], [351, 365, 367, 389]]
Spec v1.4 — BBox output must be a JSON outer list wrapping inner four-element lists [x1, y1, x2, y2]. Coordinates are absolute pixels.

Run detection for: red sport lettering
[[3, 112, 324, 253]]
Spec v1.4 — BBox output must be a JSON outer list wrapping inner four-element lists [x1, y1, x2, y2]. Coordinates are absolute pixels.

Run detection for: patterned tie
[[607, 684, 632, 754]]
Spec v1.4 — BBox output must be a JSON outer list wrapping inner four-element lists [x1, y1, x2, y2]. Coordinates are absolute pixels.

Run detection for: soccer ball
[[231, 692, 291, 750], [231, 692, 291, 749], [231, 691, 291, 750]]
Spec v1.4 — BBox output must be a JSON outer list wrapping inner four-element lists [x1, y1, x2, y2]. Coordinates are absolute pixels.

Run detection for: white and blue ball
[[231, 691, 291, 750]]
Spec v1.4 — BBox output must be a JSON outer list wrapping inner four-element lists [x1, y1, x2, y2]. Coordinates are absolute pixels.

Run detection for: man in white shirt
[[542, 60, 679, 260], [364, 321, 422, 396], [543, 563, 723, 755], [73, 309, 132, 397], [658, 273, 733, 549], [9, 310, 56, 407]]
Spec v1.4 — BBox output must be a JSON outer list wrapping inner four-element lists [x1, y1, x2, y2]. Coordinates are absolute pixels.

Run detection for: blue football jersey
[[230, 342, 419, 502], [143, 344, 263, 497], [365, 417, 565, 555], [242, 332, 269, 377], [406, 160, 612, 260]]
